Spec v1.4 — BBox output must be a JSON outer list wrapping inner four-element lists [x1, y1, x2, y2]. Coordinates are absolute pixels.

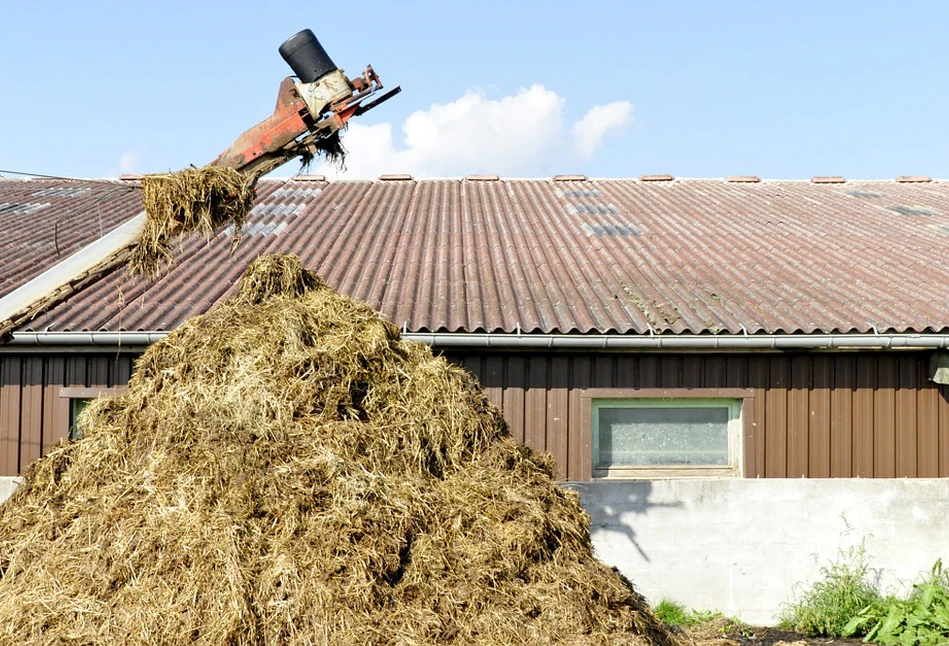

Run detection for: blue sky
[[2, 1, 949, 179]]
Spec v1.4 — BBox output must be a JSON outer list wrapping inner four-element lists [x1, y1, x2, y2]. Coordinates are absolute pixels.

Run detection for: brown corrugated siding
[[830, 355, 854, 477], [897, 357, 918, 477], [853, 356, 874, 478], [3, 350, 949, 480], [568, 356, 592, 481], [940, 383, 949, 475], [446, 351, 949, 480], [0, 354, 135, 476], [809, 357, 832, 477], [874, 356, 898, 477], [787, 358, 809, 477], [0, 358, 21, 476]]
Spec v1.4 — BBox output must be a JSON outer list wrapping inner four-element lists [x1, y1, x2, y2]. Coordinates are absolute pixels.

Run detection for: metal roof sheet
[[9, 176, 949, 336], [0, 178, 141, 295]]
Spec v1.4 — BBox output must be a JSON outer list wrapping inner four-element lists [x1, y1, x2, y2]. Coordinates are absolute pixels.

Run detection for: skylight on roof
[[29, 187, 93, 198], [249, 203, 307, 217], [271, 187, 323, 199], [581, 223, 642, 237], [224, 222, 289, 237], [0, 202, 49, 215], [558, 188, 602, 198], [845, 190, 886, 199], [567, 203, 620, 216], [887, 205, 937, 216]]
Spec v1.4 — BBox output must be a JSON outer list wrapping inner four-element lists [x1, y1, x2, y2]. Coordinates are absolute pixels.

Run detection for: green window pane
[[69, 399, 90, 440], [597, 406, 729, 467]]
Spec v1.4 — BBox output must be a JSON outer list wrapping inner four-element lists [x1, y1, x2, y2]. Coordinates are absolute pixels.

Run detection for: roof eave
[[6, 331, 949, 353]]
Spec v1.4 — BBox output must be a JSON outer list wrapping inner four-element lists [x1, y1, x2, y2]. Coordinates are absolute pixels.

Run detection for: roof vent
[[640, 174, 674, 182], [377, 173, 414, 181], [118, 174, 144, 181], [551, 174, 588, 182], [726, 175, 760, 183], [896, 175, 932, 183], [466, 174, 500, 181], [294, 174, 326, 182], [811, 176, 845, 184]]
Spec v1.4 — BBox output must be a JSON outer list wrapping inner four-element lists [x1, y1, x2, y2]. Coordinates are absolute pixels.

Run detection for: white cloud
[[119, 150, 138, 174], [316, 86, 633, 179], [571, 101, 635, 159]]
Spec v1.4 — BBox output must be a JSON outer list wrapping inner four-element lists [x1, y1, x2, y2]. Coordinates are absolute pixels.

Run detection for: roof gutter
[[6, 331, 949, 351], [405, 333, 949, 350]]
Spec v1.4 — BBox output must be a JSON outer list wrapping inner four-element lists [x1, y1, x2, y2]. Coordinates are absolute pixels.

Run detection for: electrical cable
[[0, 168, 141, 189]]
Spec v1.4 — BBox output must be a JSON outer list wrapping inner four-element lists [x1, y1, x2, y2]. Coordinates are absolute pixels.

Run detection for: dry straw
[[0, 255, 679, 646], [132, 166, 255, 276]]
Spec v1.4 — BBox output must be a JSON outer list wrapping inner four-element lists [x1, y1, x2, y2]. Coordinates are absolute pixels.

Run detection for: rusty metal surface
[[11, 176, 949, 335], [0, 178, 141, 297]]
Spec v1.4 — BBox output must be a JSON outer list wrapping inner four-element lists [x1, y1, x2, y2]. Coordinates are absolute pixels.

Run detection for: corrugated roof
[[9, 176, 949, 336], [0, 178, 141, 295]]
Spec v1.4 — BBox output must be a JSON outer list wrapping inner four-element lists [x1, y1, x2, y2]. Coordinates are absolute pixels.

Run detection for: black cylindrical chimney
[[279, 29, 337, 83]]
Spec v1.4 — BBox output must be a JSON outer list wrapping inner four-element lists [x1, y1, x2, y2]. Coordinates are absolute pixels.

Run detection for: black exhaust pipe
[[278, 29, 337, 83]]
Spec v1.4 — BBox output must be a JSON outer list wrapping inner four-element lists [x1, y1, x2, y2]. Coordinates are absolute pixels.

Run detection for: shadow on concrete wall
[[565, 480, 684, 563]]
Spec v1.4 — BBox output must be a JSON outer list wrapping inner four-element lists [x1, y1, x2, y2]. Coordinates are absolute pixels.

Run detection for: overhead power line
[[0, 168, 141, 189]]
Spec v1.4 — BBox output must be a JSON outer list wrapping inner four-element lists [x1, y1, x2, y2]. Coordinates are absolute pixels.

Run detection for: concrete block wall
[[0, 478, 19, 504], [570, 479, 949, 625]]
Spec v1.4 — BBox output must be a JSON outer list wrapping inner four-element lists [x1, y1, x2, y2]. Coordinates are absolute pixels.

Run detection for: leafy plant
[[843, 560, 949, 646], [778, 543, 883, 637]]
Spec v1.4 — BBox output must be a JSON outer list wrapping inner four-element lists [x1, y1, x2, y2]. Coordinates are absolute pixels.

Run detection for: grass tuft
[[653, 599, 722, 627], [778, 543, 883, 637]]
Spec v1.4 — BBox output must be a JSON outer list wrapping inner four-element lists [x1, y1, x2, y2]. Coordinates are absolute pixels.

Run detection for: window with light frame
[[590, 396, 744, 478]]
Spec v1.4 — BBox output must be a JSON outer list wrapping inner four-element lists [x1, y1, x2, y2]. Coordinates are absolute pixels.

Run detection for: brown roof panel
[[10, 176, 949, 336], [0, 178, 142, 295]]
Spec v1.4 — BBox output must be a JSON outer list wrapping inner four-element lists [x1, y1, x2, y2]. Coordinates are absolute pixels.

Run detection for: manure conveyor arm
[[0, 29, 400, 343]]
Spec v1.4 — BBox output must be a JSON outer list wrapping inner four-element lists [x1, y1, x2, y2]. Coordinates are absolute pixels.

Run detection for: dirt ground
[[684, 618, 870, 646]]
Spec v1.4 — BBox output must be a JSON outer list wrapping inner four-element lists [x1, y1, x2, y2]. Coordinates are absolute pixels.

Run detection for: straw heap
[[0, 255, 677, 646]]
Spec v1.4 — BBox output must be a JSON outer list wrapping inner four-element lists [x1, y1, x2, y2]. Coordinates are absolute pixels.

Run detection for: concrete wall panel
[[572, 478, 949, 625]]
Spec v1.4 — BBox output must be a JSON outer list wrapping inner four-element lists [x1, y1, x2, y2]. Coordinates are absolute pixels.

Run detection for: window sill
[[594, 465, 741, 479]]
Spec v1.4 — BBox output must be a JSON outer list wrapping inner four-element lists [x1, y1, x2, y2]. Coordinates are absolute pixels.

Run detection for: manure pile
[[0, 255, 678, 646]]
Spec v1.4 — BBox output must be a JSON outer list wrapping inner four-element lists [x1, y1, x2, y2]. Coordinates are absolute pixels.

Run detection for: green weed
[[653, 599, 722, 627], [778, 543, 883, 637]]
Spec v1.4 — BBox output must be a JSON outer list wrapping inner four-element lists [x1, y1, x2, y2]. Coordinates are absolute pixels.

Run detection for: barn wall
[[445, 350, 949, 481], [2, 350, 948, 480], [0, 354, 135, 476]]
